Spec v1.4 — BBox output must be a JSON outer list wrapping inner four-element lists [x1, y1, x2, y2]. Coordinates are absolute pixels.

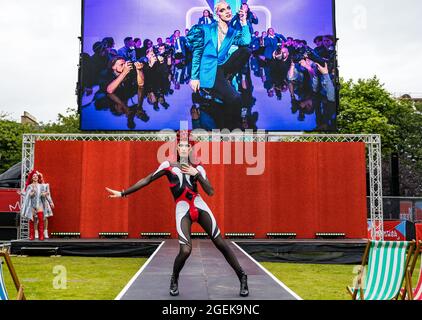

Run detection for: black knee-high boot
[[170, 244, 192, 296]]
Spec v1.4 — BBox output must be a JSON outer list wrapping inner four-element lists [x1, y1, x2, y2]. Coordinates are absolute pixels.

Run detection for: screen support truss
[[19, 133, 383, 240]]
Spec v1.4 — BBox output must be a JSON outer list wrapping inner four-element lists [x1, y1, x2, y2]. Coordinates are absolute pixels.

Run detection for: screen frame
[[77, 0, 339, 133]]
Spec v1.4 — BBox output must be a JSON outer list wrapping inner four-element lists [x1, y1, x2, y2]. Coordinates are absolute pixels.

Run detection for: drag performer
[[187, 1, 252, 129], [20, 170, 54, 241], [106, 132, 249, 297]]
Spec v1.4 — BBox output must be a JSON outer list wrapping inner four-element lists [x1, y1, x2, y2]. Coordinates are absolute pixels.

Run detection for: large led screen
[[79, 0, 337, 131]]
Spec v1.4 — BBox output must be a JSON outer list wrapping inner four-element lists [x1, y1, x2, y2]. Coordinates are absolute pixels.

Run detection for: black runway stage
[[115, 240, 301, 300]]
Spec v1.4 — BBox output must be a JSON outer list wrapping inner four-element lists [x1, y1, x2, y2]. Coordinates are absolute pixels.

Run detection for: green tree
[[0, 108, 81, 174], [338, 77, 422, 166], [39, 108, 81, 133], [414, 101, 422, 113], [0, 115, 34, 173], [337, 77, 422, 195], [338, 77, 396, 153]]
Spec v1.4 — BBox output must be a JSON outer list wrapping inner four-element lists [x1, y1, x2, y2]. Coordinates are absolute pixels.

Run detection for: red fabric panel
[[224, 142, 270, 237], [416, 224, 422, 242], [128, 142, 175, 237], [79, 142, 131, 237], [34, 141, 84, 233], [268, 143, 319, 238], [316, 143, 368, 238], [32, 141, 368, 239]]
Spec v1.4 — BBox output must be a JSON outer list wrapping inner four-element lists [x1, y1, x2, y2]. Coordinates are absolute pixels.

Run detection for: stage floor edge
[[8, 238, 368, 264], [116, 239, 301, 300]]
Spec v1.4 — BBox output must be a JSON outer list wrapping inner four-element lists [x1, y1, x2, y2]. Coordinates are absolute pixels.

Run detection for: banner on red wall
[[368, 220, 407, 241], [400, 201, 413, 221], [0, 188, 20, 212]]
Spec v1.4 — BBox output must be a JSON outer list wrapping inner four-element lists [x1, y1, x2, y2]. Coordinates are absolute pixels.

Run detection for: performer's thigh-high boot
[[197, 209, 249, 297], [44, 218, 49, 239], [170, 212, 193, 296], [211, 235, 249, 297], [37, 212, 44, 241], [170, 244, 192, 296], [29, 219, 35, 240]]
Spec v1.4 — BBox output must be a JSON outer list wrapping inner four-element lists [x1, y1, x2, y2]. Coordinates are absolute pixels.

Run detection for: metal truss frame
[[19, 133, 383, 240]]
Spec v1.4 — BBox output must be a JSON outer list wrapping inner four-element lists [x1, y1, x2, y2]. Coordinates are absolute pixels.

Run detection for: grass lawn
[[261, 257, 421, 300], [2, 256, 420, 300], [261, 262, 360, 300], [3, 256, 147, 300]]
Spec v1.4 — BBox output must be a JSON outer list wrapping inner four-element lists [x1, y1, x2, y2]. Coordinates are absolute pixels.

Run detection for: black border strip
[[77, 0, 85, 128]]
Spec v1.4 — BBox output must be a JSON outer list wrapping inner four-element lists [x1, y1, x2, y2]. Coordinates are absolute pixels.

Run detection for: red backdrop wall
[[34, 141, 367, 239]]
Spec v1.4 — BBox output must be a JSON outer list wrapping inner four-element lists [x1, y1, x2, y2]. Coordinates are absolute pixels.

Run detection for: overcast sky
[[0, 0, 421, 123]]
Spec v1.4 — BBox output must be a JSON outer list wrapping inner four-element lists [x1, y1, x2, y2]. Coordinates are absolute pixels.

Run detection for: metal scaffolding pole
[[19, 135, 36, 240]]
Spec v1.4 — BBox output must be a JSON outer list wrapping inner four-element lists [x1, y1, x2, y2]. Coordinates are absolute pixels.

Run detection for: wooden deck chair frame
[[347, 240, 415, 300], [402, 240, 422, 300], [0, 249, 25, 300]]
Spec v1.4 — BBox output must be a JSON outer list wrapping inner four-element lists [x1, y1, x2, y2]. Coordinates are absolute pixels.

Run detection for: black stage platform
[[235, 239, 368, 264], [8, 238, 367, 264], [9, 239, 161, 257], [116, 240, 301, 300]]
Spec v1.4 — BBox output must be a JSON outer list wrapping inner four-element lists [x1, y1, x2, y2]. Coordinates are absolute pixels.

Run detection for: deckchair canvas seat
[[406, 240, 422, 300], [347, 240, 415, 300]]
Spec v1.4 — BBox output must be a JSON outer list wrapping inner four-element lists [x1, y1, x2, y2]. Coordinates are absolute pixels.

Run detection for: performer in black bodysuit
[[106, 134, 249, 297]]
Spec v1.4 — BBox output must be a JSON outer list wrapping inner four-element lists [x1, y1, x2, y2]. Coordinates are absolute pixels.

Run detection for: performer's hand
[[190, 105, 200, 120], [181, 164, 199, 176], [190, 79, 200, 93], [123, 61, 133, 75], [50, 203, 55, 209], [134, 61, 144, 70], [299, 59, 313, 71], [316, 62, 329, 75], [106, 187, 122, 198], [149, 55, 157, 66], [239, 8, 247, 25]]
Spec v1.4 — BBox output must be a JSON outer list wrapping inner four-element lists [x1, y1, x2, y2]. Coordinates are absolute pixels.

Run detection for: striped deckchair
[[0, 250, 25, 300], [0, 258, 9, 300], [406, 240, 422, 300], [347, 240, 415, 300]]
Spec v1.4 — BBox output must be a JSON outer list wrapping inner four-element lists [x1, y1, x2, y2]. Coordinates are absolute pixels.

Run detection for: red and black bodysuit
[[120, 161, 245, 284]]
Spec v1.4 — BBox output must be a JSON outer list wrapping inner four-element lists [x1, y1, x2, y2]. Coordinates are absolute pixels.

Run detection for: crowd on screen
[[80, 6, 337, 131]]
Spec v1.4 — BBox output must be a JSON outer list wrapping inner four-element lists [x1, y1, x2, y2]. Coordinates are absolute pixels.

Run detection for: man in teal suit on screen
[[187, 0, 251, 130]]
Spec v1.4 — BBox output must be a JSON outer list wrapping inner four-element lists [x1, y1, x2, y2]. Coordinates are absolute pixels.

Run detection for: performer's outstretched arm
[[106, 161, 169, 198]]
